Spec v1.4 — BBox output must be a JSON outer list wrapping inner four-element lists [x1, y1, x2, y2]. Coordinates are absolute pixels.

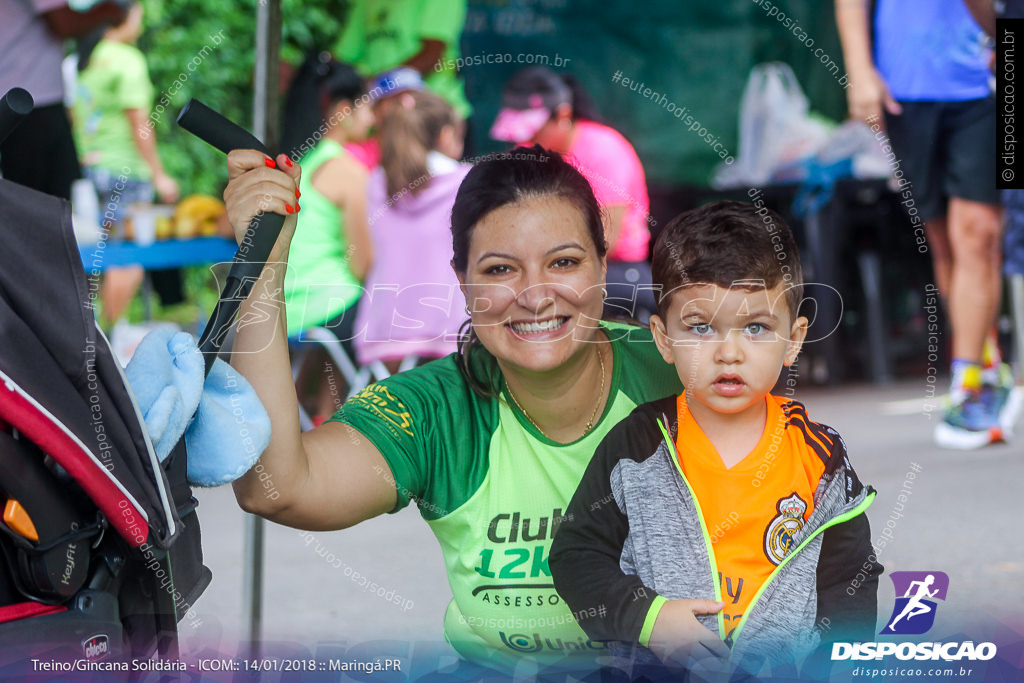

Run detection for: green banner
[[461, 0, 849, 186]]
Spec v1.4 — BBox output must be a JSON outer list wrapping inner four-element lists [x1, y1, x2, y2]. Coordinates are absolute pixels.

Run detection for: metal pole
[[242, 0, 282, 660], [253, 0, 282, 153]]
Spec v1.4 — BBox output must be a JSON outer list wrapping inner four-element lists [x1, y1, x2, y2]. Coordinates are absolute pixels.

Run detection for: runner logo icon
[[880, 571, 949, 635]]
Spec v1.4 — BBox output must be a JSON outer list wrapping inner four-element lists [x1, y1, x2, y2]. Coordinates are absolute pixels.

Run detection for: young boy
[[549, 201, 882, 675]]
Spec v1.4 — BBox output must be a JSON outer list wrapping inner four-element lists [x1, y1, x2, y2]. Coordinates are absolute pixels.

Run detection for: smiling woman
[[220, 145, 682, 676]]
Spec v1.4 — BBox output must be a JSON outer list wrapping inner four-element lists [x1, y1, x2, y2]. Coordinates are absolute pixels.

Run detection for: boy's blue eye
[[746, 322, 767, 335], [688, 323, 713, 336]]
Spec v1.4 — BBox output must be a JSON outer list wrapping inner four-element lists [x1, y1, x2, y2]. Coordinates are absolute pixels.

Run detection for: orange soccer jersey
[[675, 393, 830, 636]]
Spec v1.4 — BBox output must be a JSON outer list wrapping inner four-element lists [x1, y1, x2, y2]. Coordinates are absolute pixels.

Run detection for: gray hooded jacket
[[550, 395, 881, 676]]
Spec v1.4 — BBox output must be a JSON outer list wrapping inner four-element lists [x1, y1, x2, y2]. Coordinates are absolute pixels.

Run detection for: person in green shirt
[[220, 146, 682, 677], [335, 0, 471, 120], [284, 61, 375, 423], [72, 2, 178, 327]]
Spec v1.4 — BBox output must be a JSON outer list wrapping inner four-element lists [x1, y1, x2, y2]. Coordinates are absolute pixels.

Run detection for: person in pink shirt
[[491, 66, 657, 321]]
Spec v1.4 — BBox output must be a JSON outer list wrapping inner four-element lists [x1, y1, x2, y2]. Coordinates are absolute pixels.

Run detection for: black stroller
[[0, 88, 211, 668], [0, 87, 290, 672]]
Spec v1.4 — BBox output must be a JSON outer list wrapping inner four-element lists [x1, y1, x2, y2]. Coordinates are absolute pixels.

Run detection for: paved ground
[[180, 379, 1024, 670]]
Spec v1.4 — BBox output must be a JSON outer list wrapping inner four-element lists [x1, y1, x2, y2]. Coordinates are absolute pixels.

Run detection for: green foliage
[[139, 0, 349, 198]]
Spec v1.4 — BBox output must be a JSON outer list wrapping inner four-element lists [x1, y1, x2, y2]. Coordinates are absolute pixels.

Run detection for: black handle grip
[[0, 88, 34, 147], [176, 99, 268, 156], [175, 98, 287, 375]]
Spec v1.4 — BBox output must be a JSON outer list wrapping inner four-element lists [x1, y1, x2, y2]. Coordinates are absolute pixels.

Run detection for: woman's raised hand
[[223, 151, 302, 261]]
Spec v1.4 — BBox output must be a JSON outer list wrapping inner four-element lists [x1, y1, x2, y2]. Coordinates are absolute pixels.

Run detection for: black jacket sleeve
[[815, 509, 882, 644], [550, 404, 669, 643]]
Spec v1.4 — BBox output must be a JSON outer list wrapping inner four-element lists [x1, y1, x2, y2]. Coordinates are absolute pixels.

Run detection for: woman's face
[[530, 104, 573, 153], [457, 195, 606, 375], [340, 98, 375, 141]]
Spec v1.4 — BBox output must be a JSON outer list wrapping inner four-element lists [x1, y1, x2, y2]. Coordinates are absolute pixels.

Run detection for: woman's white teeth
[[511, 318, 565, 334]]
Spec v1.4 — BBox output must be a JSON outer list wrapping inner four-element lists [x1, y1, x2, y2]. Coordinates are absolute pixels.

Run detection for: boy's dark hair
[[651, 200, 803, 321]]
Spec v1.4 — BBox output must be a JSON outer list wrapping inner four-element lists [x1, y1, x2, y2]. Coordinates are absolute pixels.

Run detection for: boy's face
[[651, 281, 809, 422]]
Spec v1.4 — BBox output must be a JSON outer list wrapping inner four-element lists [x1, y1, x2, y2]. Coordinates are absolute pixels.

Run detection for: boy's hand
[[648, 599, 730, 666]]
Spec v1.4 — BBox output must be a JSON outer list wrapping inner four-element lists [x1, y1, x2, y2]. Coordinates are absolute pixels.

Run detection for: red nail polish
[[285, 204, 294, 214], [284, 157, 295, 168], [295, 202, 301, 212], [295, 188, 301, 199], [264, 158, 276, 168]]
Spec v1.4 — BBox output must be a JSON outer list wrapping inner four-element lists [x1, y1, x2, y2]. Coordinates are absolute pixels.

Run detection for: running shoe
[[980, 364, 1024, 437], [934, 390, 1004, 450]]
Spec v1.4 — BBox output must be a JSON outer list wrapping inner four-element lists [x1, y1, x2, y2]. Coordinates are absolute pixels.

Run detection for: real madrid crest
[[763, 493, 808, 565]]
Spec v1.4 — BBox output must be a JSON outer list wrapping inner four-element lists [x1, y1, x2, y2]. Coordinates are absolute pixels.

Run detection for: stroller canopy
[[0, 179, 178, 550]]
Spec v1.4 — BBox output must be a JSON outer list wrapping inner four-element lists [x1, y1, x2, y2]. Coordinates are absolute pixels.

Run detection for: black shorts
[[885, 98, 999, 221]]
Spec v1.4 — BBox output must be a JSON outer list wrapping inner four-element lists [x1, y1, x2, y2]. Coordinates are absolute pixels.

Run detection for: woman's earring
[[601, 287, 608, 299], [465, 304, 472, 315]]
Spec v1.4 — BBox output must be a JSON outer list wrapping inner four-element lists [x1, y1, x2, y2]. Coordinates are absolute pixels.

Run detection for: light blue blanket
[[124, 327, 271, 487]]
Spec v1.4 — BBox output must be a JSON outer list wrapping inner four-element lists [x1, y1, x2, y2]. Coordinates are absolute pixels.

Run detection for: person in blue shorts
[[836, 0, 1018, 449]]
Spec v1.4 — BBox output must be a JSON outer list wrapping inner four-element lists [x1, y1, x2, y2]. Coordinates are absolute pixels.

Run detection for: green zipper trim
[[638, 595, 669, 647], [656, 420, 726, 638], [727, 489, 877, 648]]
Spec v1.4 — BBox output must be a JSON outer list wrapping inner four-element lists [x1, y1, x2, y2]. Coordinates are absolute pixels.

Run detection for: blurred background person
[[995, 0, 1024, 407], [285, 61, 375, 424], [836, 0, 1014, 449], [72, 1, 179, 328], [334, 0, 471, 130], [354, 90, 470, 374], [0, 0, 126, 199], [345, 66, 430, 172], [490, 66, 657, 323]]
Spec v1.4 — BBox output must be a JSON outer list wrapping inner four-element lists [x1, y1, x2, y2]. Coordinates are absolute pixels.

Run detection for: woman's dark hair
[[451, 144, 607, 395], [282, 55, 364, 157], [78, 1, 139, 71], [319, 60, 365, 109], [501, 67, 603, 124], [76, 28, 105, 72]]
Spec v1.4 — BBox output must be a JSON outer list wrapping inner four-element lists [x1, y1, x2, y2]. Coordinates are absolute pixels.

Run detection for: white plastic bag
[[712, 62, 831, 188]]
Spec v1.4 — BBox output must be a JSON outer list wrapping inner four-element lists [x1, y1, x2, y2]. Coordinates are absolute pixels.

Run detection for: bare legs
[[926, 199, 1003, 364]]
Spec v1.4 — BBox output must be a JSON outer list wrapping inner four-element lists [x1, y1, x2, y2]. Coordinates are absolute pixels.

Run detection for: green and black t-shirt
[[330, 321, 682, 672]]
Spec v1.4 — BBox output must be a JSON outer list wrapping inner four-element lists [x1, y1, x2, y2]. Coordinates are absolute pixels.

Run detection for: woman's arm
[[402, 40, 447, 76], [310, 155, 374, 281], [224, 150, 396, 529], [43, 2, 125, 39], [962, 0, 996, 38]]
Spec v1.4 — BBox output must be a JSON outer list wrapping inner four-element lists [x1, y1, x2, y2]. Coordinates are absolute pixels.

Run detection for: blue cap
[[367, 67, 426, 101]]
